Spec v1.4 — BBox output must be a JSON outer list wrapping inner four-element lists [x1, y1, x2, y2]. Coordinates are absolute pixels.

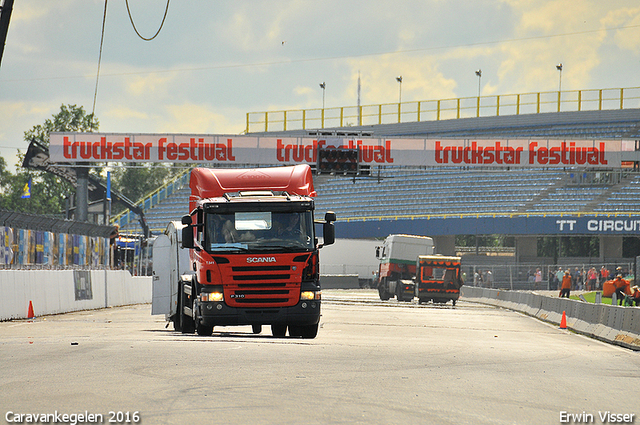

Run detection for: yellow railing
[[246, 87, 640, 133], [111, 169, 191, 231]]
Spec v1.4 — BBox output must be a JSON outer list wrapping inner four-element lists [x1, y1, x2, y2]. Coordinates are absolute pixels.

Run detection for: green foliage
[[455, 235, 515, 247], [537, 236, 599, 258], [23, 104, 99, 148], [109, 163, 186, 215], [0, 104, 97, 216]]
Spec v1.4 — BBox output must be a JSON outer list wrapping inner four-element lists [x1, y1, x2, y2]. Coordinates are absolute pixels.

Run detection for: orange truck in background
[[416, 255, 463, 306], [152, 165, 336, 339]]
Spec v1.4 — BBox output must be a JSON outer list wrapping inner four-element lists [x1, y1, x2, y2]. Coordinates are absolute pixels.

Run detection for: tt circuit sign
[[49, 133, 624, 168]]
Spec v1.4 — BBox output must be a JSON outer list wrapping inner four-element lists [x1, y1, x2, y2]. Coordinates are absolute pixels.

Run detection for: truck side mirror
[[375, 246, 380, 259], [181, 215, 195, 249], [323, 222, 335, 246], [182, 226, 194, 249], [324, 211, 336, 222]]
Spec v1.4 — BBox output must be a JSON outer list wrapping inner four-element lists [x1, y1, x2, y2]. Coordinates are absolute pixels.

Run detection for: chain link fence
[[463, 262, 635, 291]]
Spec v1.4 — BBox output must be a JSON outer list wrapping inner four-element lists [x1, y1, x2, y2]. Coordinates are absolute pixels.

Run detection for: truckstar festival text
[[49, 133, 622, 168]]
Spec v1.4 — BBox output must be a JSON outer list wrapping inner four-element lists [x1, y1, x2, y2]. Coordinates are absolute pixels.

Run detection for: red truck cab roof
[[189, 165, 316, 213]]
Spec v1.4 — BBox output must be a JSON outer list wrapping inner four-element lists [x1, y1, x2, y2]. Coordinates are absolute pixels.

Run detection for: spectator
[[599, 266, 609, 290], [556, 268, 565, 289], [534, 268, 542, 289], [587, 267, 597, 291], [485, 270, 493, 288], [560, 270, 572, 298], [631, 286, 640, 307], [573, 267, 582, 290], [612, 274, 627, 306], [549, 269, 558, 290]]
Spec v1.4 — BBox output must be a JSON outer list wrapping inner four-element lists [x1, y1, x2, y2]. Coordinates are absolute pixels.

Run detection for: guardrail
[[246, 86, 640, 133], [461, 286, 640, 351], [111, 169, 190, 232]]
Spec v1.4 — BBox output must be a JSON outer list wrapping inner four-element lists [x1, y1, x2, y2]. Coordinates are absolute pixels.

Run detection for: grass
[[570, 291, 633, 305]]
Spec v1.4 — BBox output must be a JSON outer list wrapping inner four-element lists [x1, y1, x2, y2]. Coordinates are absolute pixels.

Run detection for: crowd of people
[[471, 265, 640, 306]]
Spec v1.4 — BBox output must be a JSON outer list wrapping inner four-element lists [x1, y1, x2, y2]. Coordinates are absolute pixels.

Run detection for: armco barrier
[[0, 270, 152, 321], [461, 287, 640, 351]]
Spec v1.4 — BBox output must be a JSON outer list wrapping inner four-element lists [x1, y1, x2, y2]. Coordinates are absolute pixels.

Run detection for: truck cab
[[156, 165, 335, 339], [375, 234, 434, 301]]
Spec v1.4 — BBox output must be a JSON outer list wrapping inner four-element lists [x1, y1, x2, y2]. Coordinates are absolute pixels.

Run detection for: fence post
[[620, 88, 624, 109], [509, 265, 513, 290]]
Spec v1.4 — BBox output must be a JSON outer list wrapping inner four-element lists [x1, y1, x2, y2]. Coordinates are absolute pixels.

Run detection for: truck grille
[[226, 264, 299, 307]]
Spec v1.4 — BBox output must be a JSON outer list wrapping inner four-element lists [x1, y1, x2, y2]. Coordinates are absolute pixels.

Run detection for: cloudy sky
[[1, 0, 640, 168]]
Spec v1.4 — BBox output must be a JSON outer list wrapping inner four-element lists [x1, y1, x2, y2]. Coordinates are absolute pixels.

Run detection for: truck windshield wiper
[[253, 243, 309, 252], [209, 243, 249, 252]]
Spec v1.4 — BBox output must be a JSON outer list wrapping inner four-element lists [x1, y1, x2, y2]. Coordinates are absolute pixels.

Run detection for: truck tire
[[300, 323, 318, 339], [196, 322, 213, 336], [271, 324, 287, 337], [179, 281, 195, 334], [378, 278, 390, 301]]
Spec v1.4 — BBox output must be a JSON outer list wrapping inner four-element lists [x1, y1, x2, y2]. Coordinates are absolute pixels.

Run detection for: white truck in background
[[375, 234, 434, 301]]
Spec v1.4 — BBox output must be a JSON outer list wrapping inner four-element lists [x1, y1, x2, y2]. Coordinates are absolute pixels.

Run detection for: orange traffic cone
[[560, 310, 567, 329], [27, 301, 35, 319]]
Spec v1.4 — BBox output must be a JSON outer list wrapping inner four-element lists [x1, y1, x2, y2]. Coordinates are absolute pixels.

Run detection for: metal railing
[[246, 86, 640, 133], [111, 169, 191, 232]]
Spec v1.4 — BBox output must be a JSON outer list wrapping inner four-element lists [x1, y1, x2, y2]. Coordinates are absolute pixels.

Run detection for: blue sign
[[336, 215, 640, 238]]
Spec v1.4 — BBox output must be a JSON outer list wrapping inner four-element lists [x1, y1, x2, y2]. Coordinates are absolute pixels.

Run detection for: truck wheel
[[288, 325, 302, 337], [196, 322, 213, 336], [252, 324, 262, 334], [271, 324, 287, 337], [179, 281, 195, 334], [300, 323, 318, 339], [378, 279, 390, 301], [172, 314, 182, 332]]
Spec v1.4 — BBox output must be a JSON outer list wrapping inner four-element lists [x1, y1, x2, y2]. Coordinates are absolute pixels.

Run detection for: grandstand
[[110, 105, 640, 289], [116, 107, 640, 234]]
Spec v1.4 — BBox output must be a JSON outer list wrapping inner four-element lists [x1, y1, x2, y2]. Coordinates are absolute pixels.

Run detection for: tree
[[0, 104, 99, 216]]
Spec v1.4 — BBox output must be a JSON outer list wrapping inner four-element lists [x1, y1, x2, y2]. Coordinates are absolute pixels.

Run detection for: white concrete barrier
[[461, 286, 640, 351], [0, 270, 152, 321]]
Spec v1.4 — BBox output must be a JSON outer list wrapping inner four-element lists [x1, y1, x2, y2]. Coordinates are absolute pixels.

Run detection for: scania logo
[[247, 257, 276, 263]]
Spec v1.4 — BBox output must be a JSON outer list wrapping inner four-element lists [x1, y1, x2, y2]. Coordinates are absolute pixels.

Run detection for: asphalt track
[[1, 289, 639, 425]]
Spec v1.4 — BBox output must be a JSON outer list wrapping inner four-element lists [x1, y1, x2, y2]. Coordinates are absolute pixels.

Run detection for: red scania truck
[[152, 165, 335, 338]]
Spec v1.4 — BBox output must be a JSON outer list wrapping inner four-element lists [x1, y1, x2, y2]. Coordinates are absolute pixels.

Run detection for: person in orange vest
[[631, 286, 640, 307], [612, 274, 627, 306], [560, 270, 572, 298]]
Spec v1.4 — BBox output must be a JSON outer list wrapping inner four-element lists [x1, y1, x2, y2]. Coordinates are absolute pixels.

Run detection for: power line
[[125, 0, 170, 41], [92, 0, 108, 119], [3, 22, 640, 83]]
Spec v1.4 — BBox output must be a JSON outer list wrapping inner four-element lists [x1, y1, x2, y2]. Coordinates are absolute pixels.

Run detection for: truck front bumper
[[195, 299, 321, 327]]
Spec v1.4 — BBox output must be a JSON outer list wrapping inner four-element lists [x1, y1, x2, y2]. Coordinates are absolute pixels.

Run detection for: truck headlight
[[300, 290, 321, 301], [201, 292, 224, 302]]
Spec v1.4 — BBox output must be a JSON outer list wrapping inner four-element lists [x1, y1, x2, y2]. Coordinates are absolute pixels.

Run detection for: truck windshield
[[205, 210, 314, 252]]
